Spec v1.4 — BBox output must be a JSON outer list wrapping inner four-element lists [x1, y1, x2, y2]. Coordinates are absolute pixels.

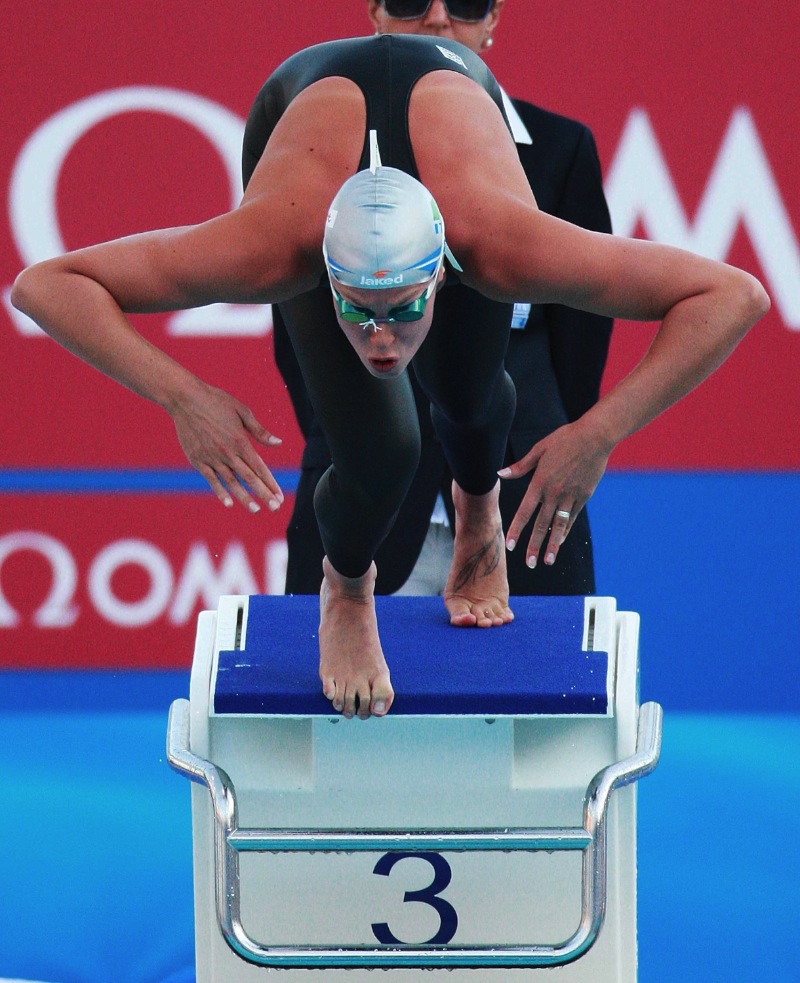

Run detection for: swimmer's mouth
[[369, 357, 399, 373]]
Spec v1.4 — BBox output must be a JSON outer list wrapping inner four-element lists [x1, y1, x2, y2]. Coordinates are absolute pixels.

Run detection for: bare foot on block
[[445, 481, 514, 628], [319, 556, 394, 719]]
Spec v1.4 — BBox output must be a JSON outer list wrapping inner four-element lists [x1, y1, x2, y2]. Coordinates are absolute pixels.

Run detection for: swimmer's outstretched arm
[[420, 84, 768, 559], [10, 198, 323, 513], [10, 81, 359, 512], [411, 73, 770, 564], [491, 216, 770, 566]]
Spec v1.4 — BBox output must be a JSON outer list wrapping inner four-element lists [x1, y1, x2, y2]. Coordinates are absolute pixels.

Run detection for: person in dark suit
[[273, 0, 614, 597]]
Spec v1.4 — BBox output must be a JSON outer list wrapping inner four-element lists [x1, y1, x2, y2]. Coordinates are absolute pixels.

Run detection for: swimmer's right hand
[[168, 381, 284, 514]]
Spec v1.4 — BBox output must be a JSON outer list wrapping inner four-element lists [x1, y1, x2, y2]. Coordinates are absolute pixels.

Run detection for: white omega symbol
[[0, 532, 79, 628], [4, 86, 272, 337]]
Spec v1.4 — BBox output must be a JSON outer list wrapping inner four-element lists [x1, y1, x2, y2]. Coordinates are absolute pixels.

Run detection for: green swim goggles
[[331, 276, 438, 325]]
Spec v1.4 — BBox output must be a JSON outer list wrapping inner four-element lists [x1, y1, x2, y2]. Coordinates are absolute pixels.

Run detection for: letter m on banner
[[605, 107, 800, 330]]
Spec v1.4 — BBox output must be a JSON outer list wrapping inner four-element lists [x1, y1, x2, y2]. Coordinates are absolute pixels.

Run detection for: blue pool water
[[0, 704, 797, 983]]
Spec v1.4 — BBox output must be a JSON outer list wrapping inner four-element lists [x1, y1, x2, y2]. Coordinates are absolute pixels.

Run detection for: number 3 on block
[[371, 852, 459, 945]]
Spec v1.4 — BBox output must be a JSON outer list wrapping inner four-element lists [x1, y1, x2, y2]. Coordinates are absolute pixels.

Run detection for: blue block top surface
[[213, 595, 609, 716]]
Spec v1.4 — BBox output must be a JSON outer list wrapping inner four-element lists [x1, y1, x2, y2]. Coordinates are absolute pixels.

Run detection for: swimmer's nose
[[369, 323, 397, 346]]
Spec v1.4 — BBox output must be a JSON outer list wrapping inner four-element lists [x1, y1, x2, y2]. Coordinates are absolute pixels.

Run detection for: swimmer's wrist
[[573, 409, 620, 457], [158, 369, 210, 417]]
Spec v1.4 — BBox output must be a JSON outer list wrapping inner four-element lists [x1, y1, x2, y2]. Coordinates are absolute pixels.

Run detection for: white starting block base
[[169, 595, 660, 982]]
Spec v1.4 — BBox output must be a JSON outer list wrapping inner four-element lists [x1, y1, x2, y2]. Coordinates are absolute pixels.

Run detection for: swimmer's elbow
[[11, 257, 84, 330], [709, 266, 769, 344], [10, 265, 36, 317], [10, 260, 55, 321], [745, 272, 771, 322], [731, 268, 770, 334]]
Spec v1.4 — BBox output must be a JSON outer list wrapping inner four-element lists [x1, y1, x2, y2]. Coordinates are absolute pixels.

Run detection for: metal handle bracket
[[167, 698, 662, 969]]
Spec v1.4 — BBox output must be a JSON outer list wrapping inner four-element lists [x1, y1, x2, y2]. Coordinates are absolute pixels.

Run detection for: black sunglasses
[[382, 0, 494, 23]]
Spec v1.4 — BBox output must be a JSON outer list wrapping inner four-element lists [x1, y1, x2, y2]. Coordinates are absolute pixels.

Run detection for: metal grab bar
[[228, 828, 593, 852], [167, 698, 662, 969]]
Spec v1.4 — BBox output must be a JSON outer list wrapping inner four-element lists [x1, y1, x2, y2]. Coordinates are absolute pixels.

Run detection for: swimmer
[[275, 1, 613, 603], [12, 35, 769, 719]]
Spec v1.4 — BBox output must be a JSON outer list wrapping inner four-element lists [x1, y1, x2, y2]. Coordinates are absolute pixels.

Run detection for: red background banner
[[1, 0, 798, 668], [0, 494, 288, 668], [2, 0, 797, 470]]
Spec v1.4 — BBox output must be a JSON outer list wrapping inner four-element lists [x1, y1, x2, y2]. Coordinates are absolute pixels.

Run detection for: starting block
[[167, 594, 661, 981]]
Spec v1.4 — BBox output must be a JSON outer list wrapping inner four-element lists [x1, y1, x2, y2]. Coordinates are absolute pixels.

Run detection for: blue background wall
[[1, 472, 798, 983], [591, 473, 800, 712]]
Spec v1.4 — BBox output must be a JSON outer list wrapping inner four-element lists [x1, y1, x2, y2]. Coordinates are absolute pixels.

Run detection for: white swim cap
[[323, 166, 446, 290]]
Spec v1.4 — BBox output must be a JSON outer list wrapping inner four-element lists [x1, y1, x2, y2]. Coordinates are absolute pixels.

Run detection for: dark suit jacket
[[274, 97, 613, 596]]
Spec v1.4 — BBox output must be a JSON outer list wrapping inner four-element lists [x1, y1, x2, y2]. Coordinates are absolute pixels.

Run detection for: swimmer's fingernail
[[268, 498, 281, 512], [506, 538, 516, 552], [527, 554, 537, 569], [497, 467, 512, 478], [268, 435, 282, 445], [248, 501, 261, 513], [545, 552, 555, 565], [223, 497, 234, 508], [373, 700, 386, 715]]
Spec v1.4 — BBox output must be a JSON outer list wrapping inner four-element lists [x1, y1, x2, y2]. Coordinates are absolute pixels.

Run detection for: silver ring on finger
[[555, 509, 571, 520]]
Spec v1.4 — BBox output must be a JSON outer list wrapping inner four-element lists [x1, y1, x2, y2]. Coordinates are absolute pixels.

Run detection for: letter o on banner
[[89, 539, 174, 627]]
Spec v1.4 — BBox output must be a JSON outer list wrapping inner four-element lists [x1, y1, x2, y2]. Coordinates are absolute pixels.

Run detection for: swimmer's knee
[[316, 430, 421, 515], [365, 432, 421, 510], [432, 371, 516, 431]]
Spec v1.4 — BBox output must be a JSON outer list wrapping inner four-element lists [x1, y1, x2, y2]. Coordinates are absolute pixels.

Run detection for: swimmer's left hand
[[498, 420, 610, 569]]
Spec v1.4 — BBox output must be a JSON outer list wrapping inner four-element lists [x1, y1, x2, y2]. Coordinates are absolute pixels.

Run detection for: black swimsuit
[[243, 34, 507, 185], [244, 36, 516, 579]]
